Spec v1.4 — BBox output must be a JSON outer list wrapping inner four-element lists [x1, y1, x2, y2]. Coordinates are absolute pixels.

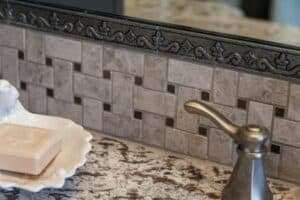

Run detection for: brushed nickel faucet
[[184, 100, 272, 200]]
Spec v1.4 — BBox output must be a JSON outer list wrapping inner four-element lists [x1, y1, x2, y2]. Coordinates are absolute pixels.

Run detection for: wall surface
[[1, 24, 300, 184]]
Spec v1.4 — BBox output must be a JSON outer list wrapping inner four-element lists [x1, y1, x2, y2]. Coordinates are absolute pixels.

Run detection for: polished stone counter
[[0, 131, 299, 200]]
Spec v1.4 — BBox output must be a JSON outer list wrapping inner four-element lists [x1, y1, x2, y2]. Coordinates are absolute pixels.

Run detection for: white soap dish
[[0, 80, 92, 192]]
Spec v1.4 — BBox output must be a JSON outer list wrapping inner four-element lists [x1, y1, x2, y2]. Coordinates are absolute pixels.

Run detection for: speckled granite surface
[[0, 132, 299, 200]]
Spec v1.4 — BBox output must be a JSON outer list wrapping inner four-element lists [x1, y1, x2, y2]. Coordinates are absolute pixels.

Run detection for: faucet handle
[[184, 100, 269, 153]]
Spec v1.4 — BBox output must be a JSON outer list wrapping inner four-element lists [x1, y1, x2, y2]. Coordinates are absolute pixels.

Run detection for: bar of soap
[[0, 123, 62, 175]]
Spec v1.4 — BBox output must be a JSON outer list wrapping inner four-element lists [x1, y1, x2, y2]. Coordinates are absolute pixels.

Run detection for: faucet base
[[221, 152, 273, 200]]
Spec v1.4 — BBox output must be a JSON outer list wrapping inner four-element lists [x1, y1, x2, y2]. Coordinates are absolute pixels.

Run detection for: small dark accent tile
[[237, 99, 247, 110], [167, 84, 176, 94], [166, 117, 174, 127], [201, 91, 210, 101], [198, 126, 208, 137], [18, 50, 24, 60], [20, 81, 27, 91], [270, 144, 281, 154], [46, 88, 54, 97], [46, 57, 52, 66], [73, 62, 81, 72], [103, 103, 111, 112], [103, 70, 111, 80], [275, 107, 285, 118], [135, 76, 143, 86], [134, 110, 143, 120], [74, 96, 82, 105]]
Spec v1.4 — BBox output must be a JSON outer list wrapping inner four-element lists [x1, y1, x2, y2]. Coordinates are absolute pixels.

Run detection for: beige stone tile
[[213, 68, 238, 106], [103, 111, 118, 136], [176, 86, 200, 133], [82, 42, 102, 77], [1, 47, 19, 87], [165, 93, 177, 118], [45, 35, 81, 62], [83, 98, 103, 131], [103, 112, 141, 141], [288, 83, 300, 121], [74, 73, 111, 102], [142, 112, 165, 147], [0, 24, 25, 49], [264, 152, 280, 178], [53, 59, 73, 102], [18, 90, 29, 110], [273, 118, 300, 147], [188, 133, 208, 159], [248, 101, 273, 130], [19, 61, 53, 88], [144, 54, 167, 91], [238, 73, 288, 106], [199, 101, 247, 128], [26, 30, 45, 64], [208, 128, 233, 165], [112, 72, 134, 117], [165, 127, 189, 154], [103, 46, 144, 76], [134, 86, 166, 116], [168, 59, 213, 90], [48, 98, 82, 124], [280, 145, 300, 183], [28, 84, 47, 114]]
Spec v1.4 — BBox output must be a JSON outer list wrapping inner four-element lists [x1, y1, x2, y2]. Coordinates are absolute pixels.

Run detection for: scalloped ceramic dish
[[0, 102, 92, 192]]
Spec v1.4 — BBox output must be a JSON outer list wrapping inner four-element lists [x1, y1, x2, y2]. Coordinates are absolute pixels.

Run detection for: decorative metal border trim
[[1, 0, 300, 82]]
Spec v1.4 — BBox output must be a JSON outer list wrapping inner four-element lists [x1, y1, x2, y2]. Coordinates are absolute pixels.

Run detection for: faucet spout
[[184, 100, 238, 139]]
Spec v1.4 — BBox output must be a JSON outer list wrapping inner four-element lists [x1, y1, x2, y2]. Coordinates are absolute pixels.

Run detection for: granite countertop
[[0, 131, 299, 200]]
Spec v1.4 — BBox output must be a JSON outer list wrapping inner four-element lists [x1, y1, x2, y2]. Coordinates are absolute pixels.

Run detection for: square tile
[[237, 99, 247, 110], [73, 62, 81, 72], [201, 91, 210, 101], [18, 50, 24, 60], [46, 88, 54, 97], [198, 126, 208, 137], [74, 96, 82, 105], [134, 110, 143, 120], [103, 70, 111, 80], [167, 84, 176, 94], [103, 103, 111, 112], [134, 76, 143, 86], [270, 144, 281, 154], [20, 81, 27, 91], [166, 117, 174, 127], [46, 57, 52, 66]]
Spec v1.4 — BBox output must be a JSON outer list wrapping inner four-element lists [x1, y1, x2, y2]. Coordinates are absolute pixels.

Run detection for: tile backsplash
[[1, 24, 300, 184]]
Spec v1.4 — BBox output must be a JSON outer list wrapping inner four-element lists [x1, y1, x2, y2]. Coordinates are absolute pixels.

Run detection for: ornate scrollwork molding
[[1, 1, 300, 81]]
